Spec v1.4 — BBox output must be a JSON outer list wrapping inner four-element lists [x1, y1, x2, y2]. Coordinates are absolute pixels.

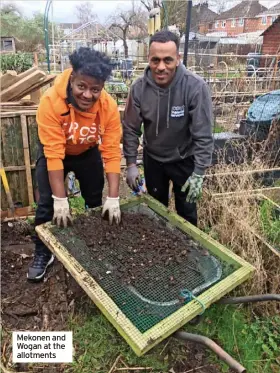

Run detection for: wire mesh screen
[[51, 204, 238, 333]]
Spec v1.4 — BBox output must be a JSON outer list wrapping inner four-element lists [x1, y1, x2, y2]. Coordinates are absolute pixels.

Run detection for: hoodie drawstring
[[156, 90, 160, 137], [167, 88, 171, 129], [70, 106, 77, 144]]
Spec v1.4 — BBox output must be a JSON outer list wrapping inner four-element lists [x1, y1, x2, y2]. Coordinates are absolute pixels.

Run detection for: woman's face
[[70, 71, 104, 110]]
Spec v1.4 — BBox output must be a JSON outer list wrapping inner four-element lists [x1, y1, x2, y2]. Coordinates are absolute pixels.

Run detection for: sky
[[1, 0, 132, 23], [2, 0, 280, 23]]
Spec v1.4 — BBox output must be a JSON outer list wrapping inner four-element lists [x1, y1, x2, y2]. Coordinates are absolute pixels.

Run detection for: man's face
[[70, 71, 104, 111], [148, 41, 180, 88]]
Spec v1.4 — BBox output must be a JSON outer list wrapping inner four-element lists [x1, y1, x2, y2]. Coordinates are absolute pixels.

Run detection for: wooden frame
[[36, 195, 255, 356]]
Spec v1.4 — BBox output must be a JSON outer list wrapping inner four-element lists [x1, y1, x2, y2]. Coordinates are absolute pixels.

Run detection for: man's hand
[[126, 164, 140, 190], [102, 197, 121, 225], [52, 195, 73, 227], [181, 173, 205, 203]]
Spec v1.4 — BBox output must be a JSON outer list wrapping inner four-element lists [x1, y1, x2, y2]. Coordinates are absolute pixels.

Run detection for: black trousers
[[33, 144, 104, 255], [144, 151, 197, 226]]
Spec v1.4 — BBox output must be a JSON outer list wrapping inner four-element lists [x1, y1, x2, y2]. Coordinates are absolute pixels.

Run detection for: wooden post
[[20, 114, 34, 206], [34, 52, 38, 67]]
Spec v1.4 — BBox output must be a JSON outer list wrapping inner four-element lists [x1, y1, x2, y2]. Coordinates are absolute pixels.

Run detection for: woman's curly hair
[[69, 47, 112, 81]]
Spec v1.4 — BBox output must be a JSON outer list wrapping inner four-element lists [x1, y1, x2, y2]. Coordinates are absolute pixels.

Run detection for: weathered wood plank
[[0, 110, 37, 118], [12, 75, 55, 101], [0, 116, 27, 209], [27, 115, 39, 165], [0, 70, 18, 90], [21, 115, 34, 205], [0, 70, 46, 102], [3, 165, 35, 171]]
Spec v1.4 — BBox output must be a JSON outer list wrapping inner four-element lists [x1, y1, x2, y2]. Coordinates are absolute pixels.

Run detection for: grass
[[259, 200, 280, 247], [186, 305, 280, 373], [65, 298, 280, 373], [66, 302, 168, 373]]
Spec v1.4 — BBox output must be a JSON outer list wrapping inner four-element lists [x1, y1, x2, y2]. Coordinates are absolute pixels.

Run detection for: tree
[[75, 1, 98, 42], [0, 2, 22, 16], [75, 1, 97, 24], [108, 3, 148, 58], [160, 1, 187, 33], [140, 0, 161, 12], [1, 2, 59, 52]]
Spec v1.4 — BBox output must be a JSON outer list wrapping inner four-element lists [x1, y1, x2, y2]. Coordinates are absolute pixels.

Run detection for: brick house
[[255, 2, 280, 32], [190, 3, 217, 34], [261, 16, 280, 55], [209, 0, 267, 36]]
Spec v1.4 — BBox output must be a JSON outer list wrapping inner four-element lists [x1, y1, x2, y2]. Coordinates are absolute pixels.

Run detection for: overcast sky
[[2, 1, 280, 23], [2, 1, 132, 23]]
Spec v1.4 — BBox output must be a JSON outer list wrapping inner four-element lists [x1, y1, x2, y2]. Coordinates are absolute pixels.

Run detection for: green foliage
[[69, 196, 85, 216], [0, 52, 33, 73], [186, 305, 280, 373], [1, 3, 59, 52], [260, 200, 280, 246], [213, 125, 226, 133]]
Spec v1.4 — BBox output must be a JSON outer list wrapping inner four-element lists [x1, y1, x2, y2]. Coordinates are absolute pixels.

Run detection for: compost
[[72, 212, 208, 288]]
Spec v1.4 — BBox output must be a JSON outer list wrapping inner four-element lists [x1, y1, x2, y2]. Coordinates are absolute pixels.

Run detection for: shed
[[261, 16, 280, 55], [1, 37, 16, 54]]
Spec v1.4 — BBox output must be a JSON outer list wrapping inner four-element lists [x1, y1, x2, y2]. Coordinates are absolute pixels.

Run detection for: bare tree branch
[[108, 1, 148, 57]]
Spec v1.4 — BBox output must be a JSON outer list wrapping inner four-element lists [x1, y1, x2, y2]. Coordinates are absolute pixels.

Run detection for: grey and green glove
[[181, 172, 205, 203]]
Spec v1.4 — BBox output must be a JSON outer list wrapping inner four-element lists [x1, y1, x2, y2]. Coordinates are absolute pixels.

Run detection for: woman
[[28, 47, 122, 281]]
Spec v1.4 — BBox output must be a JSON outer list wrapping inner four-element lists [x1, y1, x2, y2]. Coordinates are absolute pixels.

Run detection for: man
[[123, 31, 213, 226], [28, 47, 122, 282]]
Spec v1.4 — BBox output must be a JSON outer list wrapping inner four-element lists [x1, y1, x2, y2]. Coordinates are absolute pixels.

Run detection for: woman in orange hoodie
[[28, 47, 122, 281]]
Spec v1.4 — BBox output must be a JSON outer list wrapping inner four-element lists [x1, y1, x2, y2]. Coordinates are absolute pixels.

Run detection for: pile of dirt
[[1, 220, 33, 246], [72, 212, 208, 287]]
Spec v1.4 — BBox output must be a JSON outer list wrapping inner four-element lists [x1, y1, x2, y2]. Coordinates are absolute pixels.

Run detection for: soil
[[72, 212, 207, 289], [1, 217, 221, 373]]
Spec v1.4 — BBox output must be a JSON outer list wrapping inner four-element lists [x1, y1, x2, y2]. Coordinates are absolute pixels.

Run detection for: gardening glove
[[102, 197, 121, 225], [181, 173, 205, 203], [126, 165, 140, 191], [52, 195, 73, 228]]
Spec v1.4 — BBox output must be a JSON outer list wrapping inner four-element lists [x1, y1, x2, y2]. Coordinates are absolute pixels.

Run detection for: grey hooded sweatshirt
[[123, 63, 214, 175]]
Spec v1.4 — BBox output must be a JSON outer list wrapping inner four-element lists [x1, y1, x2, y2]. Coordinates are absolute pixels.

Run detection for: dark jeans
[[33, 144, 104, 255], [144, 151, 197, 226]]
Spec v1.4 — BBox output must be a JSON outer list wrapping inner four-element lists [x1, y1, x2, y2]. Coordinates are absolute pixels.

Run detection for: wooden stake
[[20, 114, 34, 206]]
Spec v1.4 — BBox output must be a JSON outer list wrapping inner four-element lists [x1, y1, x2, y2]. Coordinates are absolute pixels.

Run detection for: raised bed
[[36, 195, 254, 356]]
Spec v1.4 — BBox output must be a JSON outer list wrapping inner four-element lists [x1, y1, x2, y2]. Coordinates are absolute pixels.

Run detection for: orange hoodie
[[36, 68, 121, 173]]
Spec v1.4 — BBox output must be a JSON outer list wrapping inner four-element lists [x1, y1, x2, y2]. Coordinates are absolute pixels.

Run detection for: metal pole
[[44, 0, 52, 73], [52, 1, 56, 72], [183, 0, 192, 67]]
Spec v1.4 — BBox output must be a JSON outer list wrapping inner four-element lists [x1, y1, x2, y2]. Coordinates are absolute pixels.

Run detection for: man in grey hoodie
[[123, 31, 213, 226]]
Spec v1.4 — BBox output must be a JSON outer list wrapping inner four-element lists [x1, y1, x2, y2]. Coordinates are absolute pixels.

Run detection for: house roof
[[192, 3, 217, 23], [261, 15, 280, 35], [256, 2, 280, 17], [214, 0, 267, 21]]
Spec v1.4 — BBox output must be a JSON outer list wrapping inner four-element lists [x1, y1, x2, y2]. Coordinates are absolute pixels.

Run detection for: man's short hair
[[69, 47, 112, 82], [149, 30, 180, 51]]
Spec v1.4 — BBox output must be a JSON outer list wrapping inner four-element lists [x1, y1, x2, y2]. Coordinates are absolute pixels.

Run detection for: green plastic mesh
[[51, 204, 238, 333]]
